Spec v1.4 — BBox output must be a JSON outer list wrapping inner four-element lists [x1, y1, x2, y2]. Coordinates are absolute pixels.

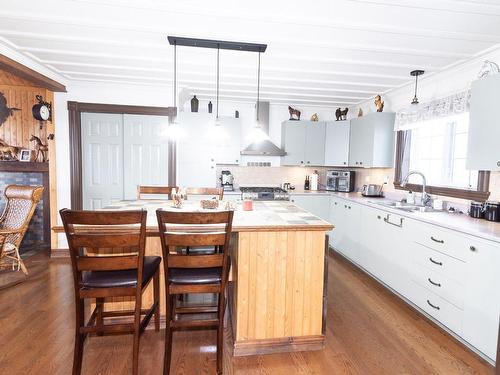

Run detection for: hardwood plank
[[0, 250, 494, 375]]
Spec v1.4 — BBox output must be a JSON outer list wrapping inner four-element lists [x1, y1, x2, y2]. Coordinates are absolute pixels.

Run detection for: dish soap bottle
[[304, 175, 310, 191]]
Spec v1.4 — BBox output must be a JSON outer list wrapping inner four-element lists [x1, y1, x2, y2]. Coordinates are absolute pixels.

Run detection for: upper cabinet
[[281, 121, 326, 166], [349, 112, 395, 168], [324, 120, 350, 166], [467, 75, 500, 171]]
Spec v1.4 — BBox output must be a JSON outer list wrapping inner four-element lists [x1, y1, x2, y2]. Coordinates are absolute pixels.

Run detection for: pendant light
[[166, 41, 183, 139], [410, 69, 425, 105], [215, 44, 221, 126], [249, 51, 269, 142]]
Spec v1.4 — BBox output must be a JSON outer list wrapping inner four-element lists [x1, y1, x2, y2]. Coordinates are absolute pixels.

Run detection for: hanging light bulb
[[410, 69, 425, 105], [248, 51, 269, 143]]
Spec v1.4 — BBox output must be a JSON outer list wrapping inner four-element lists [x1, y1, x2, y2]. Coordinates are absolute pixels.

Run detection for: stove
[[240, 187, 290, 201]]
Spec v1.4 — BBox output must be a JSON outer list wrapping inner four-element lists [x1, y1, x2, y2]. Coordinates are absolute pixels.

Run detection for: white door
[[81, 113, 124, 209], [123, 114, 169, 199]]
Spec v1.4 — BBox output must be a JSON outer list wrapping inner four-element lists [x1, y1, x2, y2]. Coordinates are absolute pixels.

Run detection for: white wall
[[54, 81, 336, 245]]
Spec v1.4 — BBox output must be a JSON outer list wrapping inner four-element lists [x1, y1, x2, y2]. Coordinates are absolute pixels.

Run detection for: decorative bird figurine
[[0, 92, 20, 126]]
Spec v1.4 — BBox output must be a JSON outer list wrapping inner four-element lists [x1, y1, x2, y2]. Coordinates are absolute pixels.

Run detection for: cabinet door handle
[[469, 246, 477, 252], [430, 236, 444, 244], [428, 278, 441, 287], [427, 300, 440, 310], [383, 214, 404, 228], [348, 206, 351, 209], [355, 162, 359, 165], [429, 257, 442, 266], [343, 162, 347, 165]]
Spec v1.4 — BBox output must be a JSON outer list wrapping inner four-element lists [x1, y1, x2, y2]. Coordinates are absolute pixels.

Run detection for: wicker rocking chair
[[0, 185, 44, 275]]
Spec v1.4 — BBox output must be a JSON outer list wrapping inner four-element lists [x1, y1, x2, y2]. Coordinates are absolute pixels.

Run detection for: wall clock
[[32, 95, 52, 122]]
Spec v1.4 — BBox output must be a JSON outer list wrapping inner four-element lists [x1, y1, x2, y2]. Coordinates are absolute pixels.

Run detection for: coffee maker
[[220, 170, 234, 191]]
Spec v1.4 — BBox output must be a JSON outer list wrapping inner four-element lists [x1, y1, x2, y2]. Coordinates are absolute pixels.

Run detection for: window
[[395, 112, 490, 201]]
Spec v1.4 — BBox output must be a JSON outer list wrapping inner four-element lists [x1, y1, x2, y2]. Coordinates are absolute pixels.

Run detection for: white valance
[[395, 90, 470, 131]]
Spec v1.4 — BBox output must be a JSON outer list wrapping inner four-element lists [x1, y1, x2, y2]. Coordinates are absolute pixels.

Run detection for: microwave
[[325, 170, 355, 192]]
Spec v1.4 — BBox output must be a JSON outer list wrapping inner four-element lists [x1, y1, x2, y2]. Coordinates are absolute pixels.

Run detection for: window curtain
[[395, 90, 470, 131]]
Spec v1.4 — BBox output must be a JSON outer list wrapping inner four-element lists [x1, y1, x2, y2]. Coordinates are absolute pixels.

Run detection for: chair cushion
[[168, 267, 221, 285], [81, 256, 161, 289]]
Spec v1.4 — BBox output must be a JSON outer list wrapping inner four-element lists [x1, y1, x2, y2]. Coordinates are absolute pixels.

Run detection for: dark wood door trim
[[68, 101, 177, 210]]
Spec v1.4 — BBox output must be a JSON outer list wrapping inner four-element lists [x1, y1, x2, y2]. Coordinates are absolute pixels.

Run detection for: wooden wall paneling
[[45, 89, 58, 248]]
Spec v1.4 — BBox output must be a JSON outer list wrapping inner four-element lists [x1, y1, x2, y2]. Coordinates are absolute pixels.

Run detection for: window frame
[[393, 130, 491, 201]]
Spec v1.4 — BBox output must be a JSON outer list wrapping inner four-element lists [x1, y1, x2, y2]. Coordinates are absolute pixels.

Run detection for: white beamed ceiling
[[1, 0, 500, 107]]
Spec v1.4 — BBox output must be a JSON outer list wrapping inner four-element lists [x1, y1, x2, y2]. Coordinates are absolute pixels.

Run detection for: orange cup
[[242, 199, 253, 211]]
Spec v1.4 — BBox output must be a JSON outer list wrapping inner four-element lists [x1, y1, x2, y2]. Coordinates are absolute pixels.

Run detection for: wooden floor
[[0, 250, 494, 375]]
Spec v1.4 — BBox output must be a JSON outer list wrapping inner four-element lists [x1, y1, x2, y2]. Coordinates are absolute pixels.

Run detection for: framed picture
[[20, 149, 32, 162]]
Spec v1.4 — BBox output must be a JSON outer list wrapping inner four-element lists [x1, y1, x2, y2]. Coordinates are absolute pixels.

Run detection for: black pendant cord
[[173, 41, 177, 109], [414, 74, 419, 101], [216, 44, 220, 120], [256, 51, 261, 123]]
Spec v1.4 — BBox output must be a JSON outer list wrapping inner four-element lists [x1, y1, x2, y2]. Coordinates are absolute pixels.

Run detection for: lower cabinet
[[330, 198, 500, 362], [290, 194, 330, 221]]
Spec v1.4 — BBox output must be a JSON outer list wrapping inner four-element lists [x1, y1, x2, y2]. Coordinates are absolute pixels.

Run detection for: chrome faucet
[[401, 171, 432, 206]]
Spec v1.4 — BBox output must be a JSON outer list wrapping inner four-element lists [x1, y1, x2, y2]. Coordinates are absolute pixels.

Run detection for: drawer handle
[[427, 300, 440, 310], [383, 214, 404, 228], [469, 246, 476, 252], [429, 257, 443, 266], [428, 278, 441, 287], [430, 236, 444, 244]]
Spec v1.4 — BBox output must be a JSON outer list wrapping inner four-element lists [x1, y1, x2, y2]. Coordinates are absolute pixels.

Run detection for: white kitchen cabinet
[[281, 121, 326, 166], [290, 194, 330, 221], [467, 74, 500, 171], [324, 121, 350, 166], [348, 112, 395, 168], [462, 236, 500, 360], [329, 196, 361, 263], [214, 117, 242, 165], [177, 113, 216, 187]]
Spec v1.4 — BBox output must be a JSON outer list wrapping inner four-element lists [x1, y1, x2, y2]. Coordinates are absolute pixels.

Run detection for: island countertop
[[54, 200, 333, 233]]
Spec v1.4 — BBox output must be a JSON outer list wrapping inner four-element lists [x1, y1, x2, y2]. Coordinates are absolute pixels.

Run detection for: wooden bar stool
[[60, 209, 161, 375], [137, 185, 178, 200], [185, 187, 224, 200], [156, 210, 234, 375]]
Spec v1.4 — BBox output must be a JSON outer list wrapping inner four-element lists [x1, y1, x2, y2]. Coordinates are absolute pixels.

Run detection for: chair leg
[[132, 296, 142, 375], [163, 295, 174, 375], [96, 298, 104, 336], [216, 291, 226, 375], [73, 300, 85, 375], [153, 269, 160, 332]]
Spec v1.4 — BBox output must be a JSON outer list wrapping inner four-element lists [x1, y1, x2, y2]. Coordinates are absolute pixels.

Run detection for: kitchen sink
[[368, 200, 435, 213]]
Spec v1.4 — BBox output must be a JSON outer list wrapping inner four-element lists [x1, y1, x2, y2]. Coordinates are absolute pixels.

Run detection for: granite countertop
[[53, 200, 332, 233], [311, 191, 500, 243]]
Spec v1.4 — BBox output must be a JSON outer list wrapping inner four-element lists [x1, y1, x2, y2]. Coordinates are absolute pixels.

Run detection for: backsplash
[[216, 166, 500, 204]]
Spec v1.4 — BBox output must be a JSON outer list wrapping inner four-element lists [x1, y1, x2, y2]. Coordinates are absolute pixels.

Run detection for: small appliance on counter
[[309, 170, 319, 191], [469, 201, 485, 219], [219, 170, 234, 191], [361, 184, 384, 197], [483, 201, 500, 222], [325, 170, 355, 192], [240, 186, 289, 201]]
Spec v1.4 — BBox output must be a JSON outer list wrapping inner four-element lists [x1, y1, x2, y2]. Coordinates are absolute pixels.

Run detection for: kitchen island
[[54, 200, 333, 356]]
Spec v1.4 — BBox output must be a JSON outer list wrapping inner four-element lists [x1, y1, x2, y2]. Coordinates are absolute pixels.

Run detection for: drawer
[[411, 242, 466, 284], [408, 281, 463, 335], [407, 220, 469, 261], [412, 263, 464, 309]]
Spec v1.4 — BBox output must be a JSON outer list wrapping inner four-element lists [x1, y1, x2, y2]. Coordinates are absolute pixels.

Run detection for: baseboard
[[233, 335, 325, 357]]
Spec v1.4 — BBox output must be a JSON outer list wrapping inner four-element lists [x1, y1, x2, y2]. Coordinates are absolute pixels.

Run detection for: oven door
[[337, 178, 350, 192], [326, 177, 337, 191]]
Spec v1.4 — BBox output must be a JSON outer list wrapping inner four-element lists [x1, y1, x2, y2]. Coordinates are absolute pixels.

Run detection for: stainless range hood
[[241, 101, 286, 156]]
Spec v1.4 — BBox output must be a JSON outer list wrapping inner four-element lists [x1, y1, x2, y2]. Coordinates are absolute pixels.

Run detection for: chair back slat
[[60, 209, 147, 282], [168, 254, 223, 268], [71, 233, 142, 248], [77, 255, 138, 271], [160, 211, 229, 224], [185, 187, 224, 200], [164, 232, 226, 247], [138, 185, 177, 200]]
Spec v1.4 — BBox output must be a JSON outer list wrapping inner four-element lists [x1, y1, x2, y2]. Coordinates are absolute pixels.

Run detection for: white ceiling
[[1, 0, 500, 107]]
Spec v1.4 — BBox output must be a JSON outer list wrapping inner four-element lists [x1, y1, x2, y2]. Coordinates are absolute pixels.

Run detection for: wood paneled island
[[54, 200, 333, 356]]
